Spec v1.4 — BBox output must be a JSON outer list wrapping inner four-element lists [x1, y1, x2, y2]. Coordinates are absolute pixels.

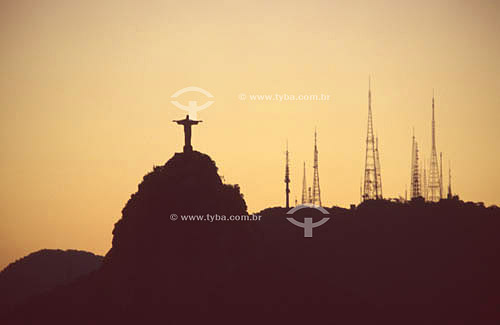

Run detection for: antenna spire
[[284, 140, 290, 208], [440, 152, 443, 199], [447, 160, 453, 199], [428, 91, 440, 202], [375, 133, 382, 198], [301, 162, 307, 204], [312, 128, 322, 206], [410, 129, 421, 199], [363, 77, 382, 200]]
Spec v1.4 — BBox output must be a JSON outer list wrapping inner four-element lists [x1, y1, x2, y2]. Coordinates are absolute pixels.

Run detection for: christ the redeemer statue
[[173, 115, 202, 153]]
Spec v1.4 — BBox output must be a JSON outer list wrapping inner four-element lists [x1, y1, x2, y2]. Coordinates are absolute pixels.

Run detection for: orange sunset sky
[[1, 0, 499, 269]]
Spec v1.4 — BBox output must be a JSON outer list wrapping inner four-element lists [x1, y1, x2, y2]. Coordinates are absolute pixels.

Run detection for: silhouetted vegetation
[[2, 152, 500, 324]]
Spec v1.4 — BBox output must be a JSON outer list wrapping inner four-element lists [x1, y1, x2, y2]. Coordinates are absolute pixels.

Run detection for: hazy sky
[[1, 0, 499, 269]]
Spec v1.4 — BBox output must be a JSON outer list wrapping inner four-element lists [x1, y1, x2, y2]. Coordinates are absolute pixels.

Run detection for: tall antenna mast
[[411, 128, 415, 197], [284, 140, 290, 208], [311, 128, 322, 206], [428, 90, 441, 202], [363, 76, 381, 200], [447, 160, 452, 199], [440, 152, 443, 199], [422, 157, 427, 201], [375, 134, 383, 199], [301, 162, 307, 204], [410, 129, 421, 199]]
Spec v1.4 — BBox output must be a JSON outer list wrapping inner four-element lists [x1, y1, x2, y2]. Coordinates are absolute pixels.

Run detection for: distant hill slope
[[0, 249, 103, 307]]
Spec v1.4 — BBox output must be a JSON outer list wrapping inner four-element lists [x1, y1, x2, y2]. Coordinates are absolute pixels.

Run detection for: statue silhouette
[[173, 115, 202, 153]]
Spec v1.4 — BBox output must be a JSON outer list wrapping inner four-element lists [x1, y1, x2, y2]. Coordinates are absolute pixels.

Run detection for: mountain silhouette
[[0, 249, 102, 309], [3, 151, 500, 324], [3, 150, 252, 324], [97, 150, 251, 312]]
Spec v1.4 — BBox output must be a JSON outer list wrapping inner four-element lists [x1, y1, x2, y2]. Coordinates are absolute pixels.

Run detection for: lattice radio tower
[[447, 161, 453, 199], [363, 77, 382, 200], [375, 135, 383, 198], [301, 162, 307, 204], [284, 141, 290, 208], [422, 158, 428, 200], [311, 128, 322, 206], [440, 152, 443, 199], [410, 129, 421, 199], [428, 92, 441, 202]]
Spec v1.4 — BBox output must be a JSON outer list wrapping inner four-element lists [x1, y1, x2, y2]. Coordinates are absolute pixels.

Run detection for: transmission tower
[[284, 141, 290, 208], [410, 130, 416, 196], [311, 128, 322, 206], [301, 162, 307, 204], [422, 158, 428, 200], [410, 130, 421, 199], [375, 135, 383, 199], [447, 161, 452, 199], [428, 92, 441, 202], [363, 77, 381, 200], [439, 152, 443, 200]]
